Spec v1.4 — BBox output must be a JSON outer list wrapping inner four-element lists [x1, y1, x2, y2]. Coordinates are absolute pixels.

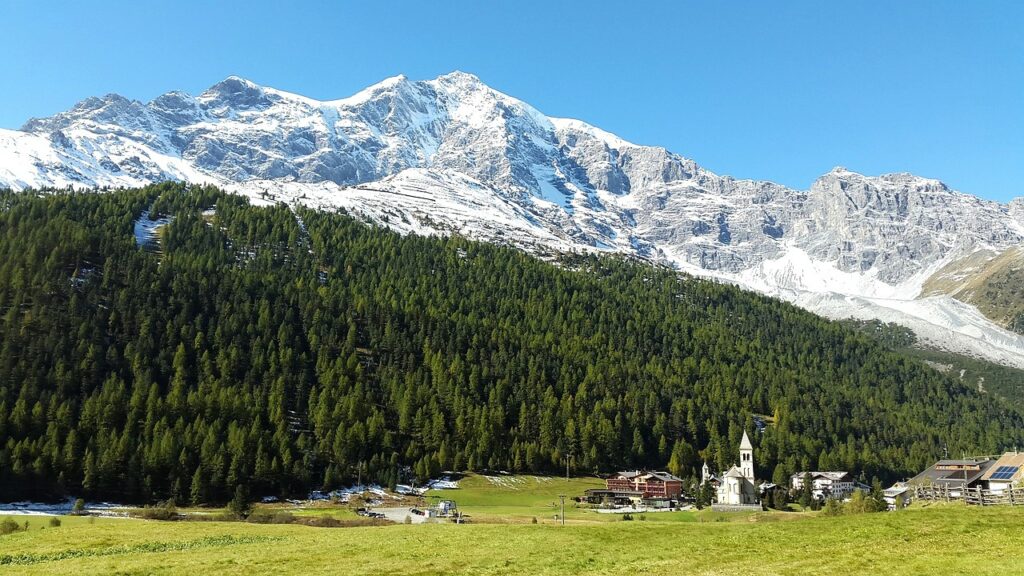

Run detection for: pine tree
[[799, 472, 814, 510], [190, 467, 206, 506]]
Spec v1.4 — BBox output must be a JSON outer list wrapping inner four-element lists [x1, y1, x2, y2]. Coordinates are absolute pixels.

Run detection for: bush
[[247, 510, 295, 525], [821, 499, 844, 517], [622, 513, 633, 521], [71, 498, 85, 515], [138, 500, 178, 521], [845, 489, 887, 514], [307, 515, 342, 528], [531, 517, 538, 524], [245, 511, 272, 524], [48, 517, 62, 528], [0, 517, 22, 535]]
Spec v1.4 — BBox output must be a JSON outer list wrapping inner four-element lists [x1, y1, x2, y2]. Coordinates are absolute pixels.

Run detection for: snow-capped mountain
[[3, 72, 1024, 368]]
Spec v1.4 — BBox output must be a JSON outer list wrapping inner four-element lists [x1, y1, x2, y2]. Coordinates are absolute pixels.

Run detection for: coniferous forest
[[0, 183, 1021, 504]]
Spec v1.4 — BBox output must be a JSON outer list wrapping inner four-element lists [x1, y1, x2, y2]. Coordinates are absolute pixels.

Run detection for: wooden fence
[[913, 485, 1024, 506]]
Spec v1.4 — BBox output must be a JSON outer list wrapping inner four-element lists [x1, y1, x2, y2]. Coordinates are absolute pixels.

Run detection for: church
[[705, 430, 759, 508]]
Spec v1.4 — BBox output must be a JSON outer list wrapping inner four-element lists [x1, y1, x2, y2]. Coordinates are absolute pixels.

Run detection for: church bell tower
[[739, 430, 754, 479]]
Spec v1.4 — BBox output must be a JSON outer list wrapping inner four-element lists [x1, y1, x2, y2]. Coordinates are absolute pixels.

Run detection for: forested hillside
[[0, 184, 1021, 503]]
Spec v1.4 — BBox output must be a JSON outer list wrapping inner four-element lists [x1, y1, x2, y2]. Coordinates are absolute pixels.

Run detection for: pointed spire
[[740, 430, 752, 450]]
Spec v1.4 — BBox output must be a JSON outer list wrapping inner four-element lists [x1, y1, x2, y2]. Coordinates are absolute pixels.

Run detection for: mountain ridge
[[2, 71, 1024, 368]]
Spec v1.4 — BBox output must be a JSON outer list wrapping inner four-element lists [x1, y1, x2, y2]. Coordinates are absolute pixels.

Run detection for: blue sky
[[1, 0, 1021, 201]]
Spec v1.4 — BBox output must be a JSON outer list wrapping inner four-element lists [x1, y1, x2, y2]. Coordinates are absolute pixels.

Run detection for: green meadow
[[3, 505, 1024, 575], [2, 474, 1024, 575]]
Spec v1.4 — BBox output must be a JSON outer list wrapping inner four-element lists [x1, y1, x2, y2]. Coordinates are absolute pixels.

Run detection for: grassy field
[[3, 504, 1024, 574], [3, 475, 1024, 574], [423, 473, 764, 523], [425, 473, 609, 522]]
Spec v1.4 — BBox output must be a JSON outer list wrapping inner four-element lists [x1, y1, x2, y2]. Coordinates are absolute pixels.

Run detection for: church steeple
[[739, 430, 754, 480]]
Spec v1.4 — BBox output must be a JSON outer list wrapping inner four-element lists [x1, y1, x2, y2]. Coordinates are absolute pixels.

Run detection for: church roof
[[740, 430, 752, 450], [724, 466, 746, 479]]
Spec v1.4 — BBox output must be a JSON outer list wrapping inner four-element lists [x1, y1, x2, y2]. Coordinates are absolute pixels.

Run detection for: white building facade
[[790, 471, 855, 500], [716, 431, 758, 506]]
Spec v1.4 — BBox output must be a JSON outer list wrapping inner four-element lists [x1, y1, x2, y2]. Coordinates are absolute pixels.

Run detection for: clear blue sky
[[2, 0, 1021, 201]]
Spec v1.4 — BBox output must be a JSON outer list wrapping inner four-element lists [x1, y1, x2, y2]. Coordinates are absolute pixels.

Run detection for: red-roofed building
[[606, 470, 684, 498]]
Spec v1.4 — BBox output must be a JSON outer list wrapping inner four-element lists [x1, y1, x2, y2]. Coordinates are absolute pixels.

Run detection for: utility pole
[[559, 494, 566, 526]]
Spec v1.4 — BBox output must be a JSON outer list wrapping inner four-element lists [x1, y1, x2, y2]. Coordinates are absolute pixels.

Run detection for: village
[[575, 431, 1024, 516], [8, 426, 1021, 526], [294, 430, 1024, 523], [5, 426, 1024, 575]]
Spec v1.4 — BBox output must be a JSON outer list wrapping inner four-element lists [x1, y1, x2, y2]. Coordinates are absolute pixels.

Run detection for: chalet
[[606, 470, 684, 499], [979, 452, 1024, 493], [909, 458, 994, 497], [790, 471, 855, 500]]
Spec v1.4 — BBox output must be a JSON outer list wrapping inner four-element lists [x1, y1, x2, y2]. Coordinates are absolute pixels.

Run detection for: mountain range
[[2, 71, 1023, 368]]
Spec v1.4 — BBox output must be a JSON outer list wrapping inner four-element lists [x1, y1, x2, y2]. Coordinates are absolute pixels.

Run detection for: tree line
[[0, 183, 1021, 504]]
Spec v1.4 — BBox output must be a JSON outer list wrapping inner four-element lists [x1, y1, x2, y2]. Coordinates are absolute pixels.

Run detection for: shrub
[[138, 500, 178, 521], [308, 515, 342, 528], [245, 511, 273, 524], [247, 511, 296, 525], [71, 498, 86, 515], [622, 513, 633, 521], [272, 511, 295, 524], [0, 517, 22, 535], [531, 517, 538, 524], [48, 517, 62, 528], [821, 499, 844, 517], [845, 489, 887, 514]]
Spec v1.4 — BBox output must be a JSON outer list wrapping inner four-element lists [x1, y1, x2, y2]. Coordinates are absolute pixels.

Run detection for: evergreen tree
[[799, 473, 814, 510]]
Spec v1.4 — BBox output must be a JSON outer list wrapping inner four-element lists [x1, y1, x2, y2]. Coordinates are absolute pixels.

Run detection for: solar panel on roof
[[990, 465, 1019, 480]]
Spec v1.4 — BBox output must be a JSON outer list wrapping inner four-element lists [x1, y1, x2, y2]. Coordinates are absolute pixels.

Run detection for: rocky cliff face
[[3, 72, 1024, 367]]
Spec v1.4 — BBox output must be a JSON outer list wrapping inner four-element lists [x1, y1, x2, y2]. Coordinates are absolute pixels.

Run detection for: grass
[[425, 473, 607, 522], [2, 504, 1024, 574], [3, 477, 1023, 574], [424, 473, 772, 523]]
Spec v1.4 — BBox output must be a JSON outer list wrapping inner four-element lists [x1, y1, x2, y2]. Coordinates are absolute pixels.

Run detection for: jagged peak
[[199, 75, 264, 99], [435, 70, 483, 85], [379, 73, 409, 86], [20, 92, 142, 132], [549, 117, 638, 149], [819, 166, 950, 191], [215, 75, 261, 89], [329, 74, 413, 107]]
